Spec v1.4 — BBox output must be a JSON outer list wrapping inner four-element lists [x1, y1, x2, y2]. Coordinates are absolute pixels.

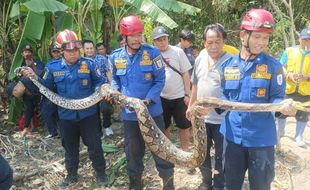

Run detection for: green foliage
[[143, 18, 154, 44], [102, 143, 119, 153], [89, 0, 104, 43], [8, 11, 46, 80], [123, 0, 178, 29], [8, 97, 23, 124], [151, 0, 200, 16], [108, 155, 126, 185], [23, 0, 68, 13]]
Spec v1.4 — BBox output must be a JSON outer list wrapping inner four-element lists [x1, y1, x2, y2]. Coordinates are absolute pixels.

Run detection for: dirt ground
[[0, 106, 309, 190]]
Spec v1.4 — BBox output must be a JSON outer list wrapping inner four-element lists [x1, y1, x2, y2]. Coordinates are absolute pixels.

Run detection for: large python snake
[[14, 67, 310, 168]]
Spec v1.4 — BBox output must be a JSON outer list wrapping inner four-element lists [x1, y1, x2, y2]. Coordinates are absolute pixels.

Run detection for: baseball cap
[[50, 44, 61, 51], [300, 27, 310, 39], [22, 44, 32, 52], [153, 26, 169, 40]]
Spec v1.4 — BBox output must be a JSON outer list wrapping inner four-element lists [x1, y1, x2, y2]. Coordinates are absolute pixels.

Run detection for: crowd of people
[[1, 7, 309, 190]]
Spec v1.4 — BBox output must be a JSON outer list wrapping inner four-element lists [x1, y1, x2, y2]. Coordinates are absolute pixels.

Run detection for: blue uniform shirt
[[220, 52, 286, 147], [93, 54, 110, 80], [39, 57, 105, 121], [109, 44, 166, 121]]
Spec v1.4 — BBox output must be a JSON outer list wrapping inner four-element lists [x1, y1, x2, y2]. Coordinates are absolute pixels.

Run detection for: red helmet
[[119, 16, 144, 36], [241, 9, 275, 33], [55, 29, 82, 50]]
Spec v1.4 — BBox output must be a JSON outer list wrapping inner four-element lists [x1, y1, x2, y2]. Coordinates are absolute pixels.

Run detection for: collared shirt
[[93, 54, 110, 80], [39, 57, 106, 121], [109, 44, 165, 121], [220, 52, 286, 147]]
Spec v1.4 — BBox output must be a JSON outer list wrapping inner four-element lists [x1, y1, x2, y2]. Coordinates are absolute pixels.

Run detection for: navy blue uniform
[[220, 52, 286, 190], [0, 155, 13, 190], [109, 44, 174, 179], [40, 57, 106, 175]]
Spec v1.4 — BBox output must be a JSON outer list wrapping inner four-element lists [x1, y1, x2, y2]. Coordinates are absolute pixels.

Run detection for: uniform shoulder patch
[[153, 56, 164, 70], [42, 68, 49, 80]]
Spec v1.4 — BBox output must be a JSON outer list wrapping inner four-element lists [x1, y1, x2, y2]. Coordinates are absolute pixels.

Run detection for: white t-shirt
[[192, 49, 232, 124], [160, 45, 192, 99]]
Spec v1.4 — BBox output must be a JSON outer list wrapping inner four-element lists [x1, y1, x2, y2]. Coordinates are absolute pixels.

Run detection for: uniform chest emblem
[[251, 64, 271, 79], [78, 61, 90, 74], [82, 79, 88, 86], [257, 88, 266, 97], [140, 50, 152, 65], [224, 67, 240, 80], [145, 73, 152, 80], [115, 58, 127, 69]]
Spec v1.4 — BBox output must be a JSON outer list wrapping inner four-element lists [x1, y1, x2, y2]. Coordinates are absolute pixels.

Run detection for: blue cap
[[300, 27, 310, 39]]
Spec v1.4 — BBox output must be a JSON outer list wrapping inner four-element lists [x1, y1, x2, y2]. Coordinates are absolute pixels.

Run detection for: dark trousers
[[200, 123, 224, 189], [22, 94, 40, 129], [100, 101, 112, 128], [224, 140, 275, 190], [41, 98, 58, 136], [98, 101, 113, 136], [123, 115, 174, 179], [60, 114, 106, 174], [0, 155, 13, 190]]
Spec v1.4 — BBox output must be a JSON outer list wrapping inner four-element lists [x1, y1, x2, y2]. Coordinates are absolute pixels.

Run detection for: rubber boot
[[128, 175, 143, 190], [162, 176, 175, 190], [59, 169, 78, 188], [277, 118, 286, 137], [295, 121, 307, 147]]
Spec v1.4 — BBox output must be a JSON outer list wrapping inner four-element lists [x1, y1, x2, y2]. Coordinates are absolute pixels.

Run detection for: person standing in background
[[277, 27, 310, 147]]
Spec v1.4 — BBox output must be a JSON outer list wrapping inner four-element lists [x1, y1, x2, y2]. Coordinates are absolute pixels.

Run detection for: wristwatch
[[185, 94, 190, 98]]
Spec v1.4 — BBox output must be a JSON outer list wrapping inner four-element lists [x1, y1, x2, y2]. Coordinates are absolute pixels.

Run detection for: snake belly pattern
[[20, 68, 310, 168]]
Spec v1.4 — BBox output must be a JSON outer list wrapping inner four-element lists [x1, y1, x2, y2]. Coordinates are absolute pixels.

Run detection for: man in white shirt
[[187, 23, 232, 190], [153, 26, 192, 152]]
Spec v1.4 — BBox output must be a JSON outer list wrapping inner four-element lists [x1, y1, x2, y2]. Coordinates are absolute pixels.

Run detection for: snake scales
[[15, 67, 310, 168]]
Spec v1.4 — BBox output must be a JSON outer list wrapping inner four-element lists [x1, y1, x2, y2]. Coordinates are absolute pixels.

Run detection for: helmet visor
[[62, 41, 82, 50]]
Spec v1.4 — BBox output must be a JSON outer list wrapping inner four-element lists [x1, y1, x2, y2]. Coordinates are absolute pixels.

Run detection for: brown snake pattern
[[14, 67, 310, 168]]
